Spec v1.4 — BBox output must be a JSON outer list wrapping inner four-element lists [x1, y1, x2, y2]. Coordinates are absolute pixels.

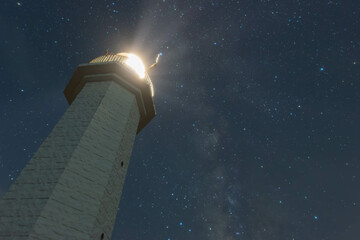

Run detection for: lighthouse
[[0, 52, 156, 239]]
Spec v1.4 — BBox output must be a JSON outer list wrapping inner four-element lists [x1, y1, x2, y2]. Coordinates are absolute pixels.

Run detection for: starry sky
[[0, 0, 359, 239]]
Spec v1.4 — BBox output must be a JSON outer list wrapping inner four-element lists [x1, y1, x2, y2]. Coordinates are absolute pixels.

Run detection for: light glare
[[125, 54, 145, 79]]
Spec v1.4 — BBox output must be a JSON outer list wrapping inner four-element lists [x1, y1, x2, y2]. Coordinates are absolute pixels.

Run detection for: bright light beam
[[125, 54, 146, 79]]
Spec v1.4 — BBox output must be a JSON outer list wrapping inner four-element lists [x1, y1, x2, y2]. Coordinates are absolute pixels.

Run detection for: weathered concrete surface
[[0, 81, 140, 240]]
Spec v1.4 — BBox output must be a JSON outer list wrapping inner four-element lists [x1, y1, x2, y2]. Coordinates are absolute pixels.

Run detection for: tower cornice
[[64, 62, 155, 134]]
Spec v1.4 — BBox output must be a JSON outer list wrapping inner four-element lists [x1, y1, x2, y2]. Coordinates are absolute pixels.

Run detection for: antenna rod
[[147, 53, 161, 71]]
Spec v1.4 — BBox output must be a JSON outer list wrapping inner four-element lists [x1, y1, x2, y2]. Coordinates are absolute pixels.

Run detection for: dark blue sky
[[1, 0, 359, 239]]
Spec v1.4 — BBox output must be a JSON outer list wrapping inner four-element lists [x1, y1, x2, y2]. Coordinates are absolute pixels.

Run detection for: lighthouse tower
[[0, 53, 156, 240]]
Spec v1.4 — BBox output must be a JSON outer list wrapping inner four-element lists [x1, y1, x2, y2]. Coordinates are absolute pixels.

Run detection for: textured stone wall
[[0, 81, 140, 240]]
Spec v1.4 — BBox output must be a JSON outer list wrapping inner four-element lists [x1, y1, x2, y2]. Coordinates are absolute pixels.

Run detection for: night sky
[[0, 0, 360, 239]]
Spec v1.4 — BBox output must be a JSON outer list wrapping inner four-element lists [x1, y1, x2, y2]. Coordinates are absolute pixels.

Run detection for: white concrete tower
[[0, 53, 156, 240]]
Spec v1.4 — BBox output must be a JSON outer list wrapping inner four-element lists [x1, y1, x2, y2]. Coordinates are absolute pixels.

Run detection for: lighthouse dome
[[90, 52, 154, 96]]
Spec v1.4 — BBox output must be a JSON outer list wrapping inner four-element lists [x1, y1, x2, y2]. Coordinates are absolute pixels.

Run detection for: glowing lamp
[[124, 53, 146, 79], [90, 52, 154, 96]]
